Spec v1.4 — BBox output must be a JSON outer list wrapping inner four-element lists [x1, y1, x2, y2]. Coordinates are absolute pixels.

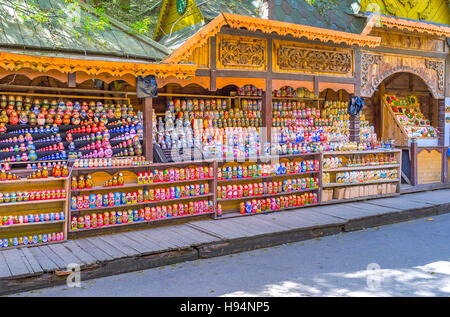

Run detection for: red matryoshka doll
[[54, 114, 63, 125], [45, 114, 54, 125], [71, 111, 80, 125], [36, 113, 45, 125], [9, 110, 18, 125], [63, 113, 71, 125], [0, 123, 6, 133]]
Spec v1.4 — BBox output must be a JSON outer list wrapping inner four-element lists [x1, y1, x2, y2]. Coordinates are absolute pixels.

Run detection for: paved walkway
[[1, 189, 450, 295]]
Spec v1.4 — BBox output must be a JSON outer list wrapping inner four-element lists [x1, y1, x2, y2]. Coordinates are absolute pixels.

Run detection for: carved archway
[[360, 52, 444, 99], [371, 67, 440, 99]]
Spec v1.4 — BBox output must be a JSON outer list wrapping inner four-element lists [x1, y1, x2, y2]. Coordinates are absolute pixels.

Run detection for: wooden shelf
[[217, 171, 319, 183], [272, 97, 324, 101], [69, 211, 215, 233], [0, 198, 66, 208], [0, 177, 68, 185], [323, 179, 400, 188], [0, 220, 65, 230], [217, 202, 319, 219], [217, 187, 319, 202], [323, 149, 400, 156], [323, 164, 400, 172], [71, 177, 215, 192], [158, 93, 231, 99], [70, 193, 214, 213], [320, 193, 400, 205], [72, 164, 151, 172], [235, 96, 262, 99]]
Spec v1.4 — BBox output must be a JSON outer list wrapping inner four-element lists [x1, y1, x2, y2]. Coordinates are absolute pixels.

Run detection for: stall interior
[[363, 72, 439, 147]]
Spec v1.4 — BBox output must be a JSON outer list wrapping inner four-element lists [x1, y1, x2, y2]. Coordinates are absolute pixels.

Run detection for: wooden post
[[143, 97, 153, 163], [410, 138, 418, 186], [210, 36, 217, 92], [349, 114, 360, 143], [438, 99, 445, 146], [264, 38, 273, 145], [68, 72, 76, 88]]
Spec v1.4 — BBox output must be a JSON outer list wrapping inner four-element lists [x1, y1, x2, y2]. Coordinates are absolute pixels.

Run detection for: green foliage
[[2, 0, 161, 41]]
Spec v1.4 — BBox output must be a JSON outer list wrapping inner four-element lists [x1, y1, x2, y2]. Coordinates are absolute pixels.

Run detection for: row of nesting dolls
[[71, 184, 209, 210], [71, 173, 124, 190], [167, 108, 261, 120], [272, 117, 350, 128], [0, 108, 135, 126], [1, 95, 133, 113], [71, 200, 214, 231], [168, 98, 229, 113], [0, 232, 64, 248], [190, 118, 263, 129]]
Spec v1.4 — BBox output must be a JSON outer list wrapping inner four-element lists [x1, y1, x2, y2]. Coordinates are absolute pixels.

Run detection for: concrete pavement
[[11, 211, 450, 297]]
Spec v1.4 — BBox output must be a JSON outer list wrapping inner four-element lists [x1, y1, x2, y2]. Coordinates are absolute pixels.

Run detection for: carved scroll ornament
[[361, 53, 383, 88], [424, 59, 445, 91], [277, 46, 352, 74], [218, 37, 266, 69]]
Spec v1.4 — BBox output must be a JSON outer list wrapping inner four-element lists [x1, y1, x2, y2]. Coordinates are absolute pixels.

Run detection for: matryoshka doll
[[9, 110, 18, 125], [78, 175, 85, 189]]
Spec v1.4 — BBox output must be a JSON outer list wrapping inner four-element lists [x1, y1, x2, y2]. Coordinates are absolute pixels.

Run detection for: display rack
[[0, 91, 143, 164], [321, 149, 402, 204], [215, 153, 322, 219], [68, 160, 216, 236], [0, 165, 69, 250], [383, 95, 438, 147]]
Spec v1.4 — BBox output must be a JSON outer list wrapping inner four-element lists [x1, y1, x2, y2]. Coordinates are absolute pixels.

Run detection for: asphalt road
[[10, 212, 450, 297]]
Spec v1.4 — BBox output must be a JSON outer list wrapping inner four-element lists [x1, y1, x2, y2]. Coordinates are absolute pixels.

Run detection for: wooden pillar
[[143, 97, 153, 162], [410, 138, 418, 186], [354, 48, 361, 96], [68, 72, 76, 88], [349, 114, 360, 143], [210, 36, 217, 92], [263, 38, 273, 145]]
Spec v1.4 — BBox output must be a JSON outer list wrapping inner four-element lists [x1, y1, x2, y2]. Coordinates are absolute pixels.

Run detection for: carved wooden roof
[[164, 13, 382, 64], [0, 51, 198, 79], [378, 15, 450, 37]]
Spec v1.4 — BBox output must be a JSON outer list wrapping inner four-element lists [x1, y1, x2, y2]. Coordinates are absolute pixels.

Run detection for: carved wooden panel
[[217, 34, 267, 70], [360, 51, 445, 99], [370, 29, 446, 52], [273, 41, 353, 76]]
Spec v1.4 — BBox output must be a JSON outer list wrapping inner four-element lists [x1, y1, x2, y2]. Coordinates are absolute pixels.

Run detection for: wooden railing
[[382, 102, 410, 147]]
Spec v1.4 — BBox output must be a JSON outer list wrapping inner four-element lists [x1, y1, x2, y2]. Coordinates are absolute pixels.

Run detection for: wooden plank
[[63, 241, 98, 266], [20, 248, 43, 274], [74, 239, 113, 262], [365, 196, 434, 211], [166, 224, 221, 244], [47, 244, 82, 267], [121, 231, 163, 253], [0, 252, 12, 278], [107, 233, 149, 255], [96, 235, 139, 257], [131, 229, 177, 250], [160, 226, 199, 246], [223, 218, 273, 237], [2, 248, 31, 277], [37, 245, 67, 269], [188, 220, 248, 239], [150, 227, 191, 248], [28, 246, 60, 272], [83, 237, 128, 259]]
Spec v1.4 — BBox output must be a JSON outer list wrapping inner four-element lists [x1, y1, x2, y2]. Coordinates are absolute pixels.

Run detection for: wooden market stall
[[0, 0, 449, 247]]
